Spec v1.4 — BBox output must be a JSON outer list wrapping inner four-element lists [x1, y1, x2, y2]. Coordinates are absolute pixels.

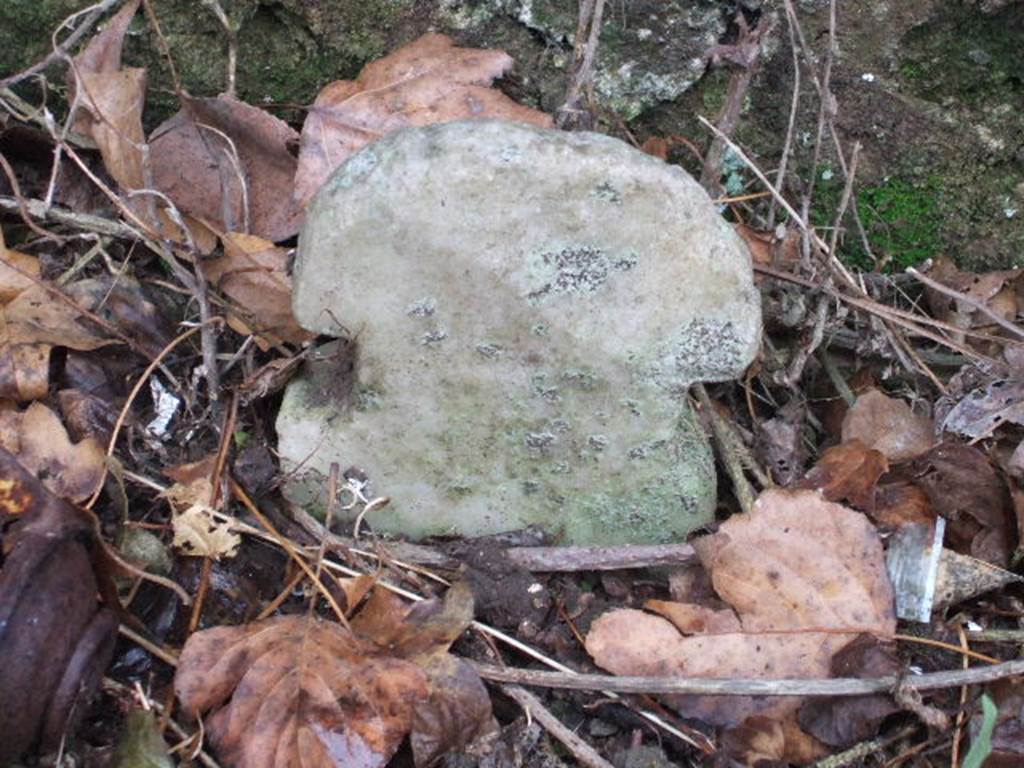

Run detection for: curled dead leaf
[[0, 343, 50, 401], [0, 402, 105, 503], [175, 583, 494, 768], [0, 227, 40, 302], [203, 233, 313, 349], [172, 504, 240, 560]]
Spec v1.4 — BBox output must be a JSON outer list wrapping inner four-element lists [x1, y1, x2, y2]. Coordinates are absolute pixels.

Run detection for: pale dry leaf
[[294, 32, 553, 207], [0, 227, 41, 303], [203, 233, 313, 349], [925, 255, 1022, 334], [643, 600, 741, 635], [164, 454, 217, 509], [587, 489, 896, 731], [67, 0, 149, 199], [0, 401, 104, 502], [942, 378, 1024, 440], [172, 504, 240, 559], [841, 388, 935, 462], [150, 96, 303, 242], [693, 489, 896, 633]]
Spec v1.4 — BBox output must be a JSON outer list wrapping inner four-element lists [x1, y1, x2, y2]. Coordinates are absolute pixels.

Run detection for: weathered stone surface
[[278, 120, 760, 544]]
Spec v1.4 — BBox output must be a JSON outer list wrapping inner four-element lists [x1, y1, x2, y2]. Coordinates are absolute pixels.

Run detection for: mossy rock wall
[[4, 0, 1023, 269]]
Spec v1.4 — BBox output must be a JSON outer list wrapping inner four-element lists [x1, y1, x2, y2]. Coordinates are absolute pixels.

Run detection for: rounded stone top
[[293, 119, 761, 387]]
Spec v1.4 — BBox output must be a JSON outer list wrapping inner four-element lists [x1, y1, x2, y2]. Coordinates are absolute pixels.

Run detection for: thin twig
[[556, 0, 606, 130], [0, 194, 137, 237], [230, 478, 351, 631], [767, 8, 801, 229], [0, 152, 65, 242], [506, 543, 696, 572], [502, 685, 616, 768], [906, 266, 1024, 341], [694, 383, 755, 513], [200, 0, 238, 97], [811, 725, 919, 768], [0, 0, 122, 89], [473, 656, 1024, 696]]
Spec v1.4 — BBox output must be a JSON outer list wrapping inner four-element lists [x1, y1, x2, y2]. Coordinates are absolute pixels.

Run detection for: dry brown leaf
[[294, 33, 552, 207], [175, 582, 493, 768], [0, 283, 117, 350], [57, 388, 117, 445], [794, 439, 888, 511], [64, 277, 170, 358], [172, 504, 240, 559], [150, 95, 303, 242], [0, 343, 50, 401], [0, 227, 40, 302], [841, 388, 935, 462], [203, 233, 313, 349], [734, 222, 801, 270], [912, 442, 1013, 565], [66, 0, 150, 204], [872, 482, 934, 529], [643, 600, 741, 635], [693, 490, 895, 633], [797, 635, 900, 748], [0, 401, 104, 502], [587, 489, 895, 734], [176, 616, 429, 768], [336, 574, 377, 617]]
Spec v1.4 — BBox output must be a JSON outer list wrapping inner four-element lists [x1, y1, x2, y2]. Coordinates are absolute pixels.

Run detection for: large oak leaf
[[587, 489, 896, 750], [294, 33, 552, 207], [175, 616, 429, 768], [175, 583, 495, 768]]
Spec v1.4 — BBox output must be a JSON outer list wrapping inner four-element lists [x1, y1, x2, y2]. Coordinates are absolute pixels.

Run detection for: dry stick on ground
[[693, 383, 756, 513], [906, 265, 1024, 342], [502, 685, 616, 768], [0, 195, 137, 238], [767, 7, 801, 229], [473, 657, 1024, 697], [506, 543, 696, 571], [811, 725, 919, 768], [556, 0, 606, 130], [0, 152, 65, 242], [797, 0, 837, 244], [0, 0, 122, 89], [699, 14, 767, 196]]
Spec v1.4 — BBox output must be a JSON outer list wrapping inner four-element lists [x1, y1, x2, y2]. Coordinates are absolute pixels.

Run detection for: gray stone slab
[[277, 120, 760, 544]]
